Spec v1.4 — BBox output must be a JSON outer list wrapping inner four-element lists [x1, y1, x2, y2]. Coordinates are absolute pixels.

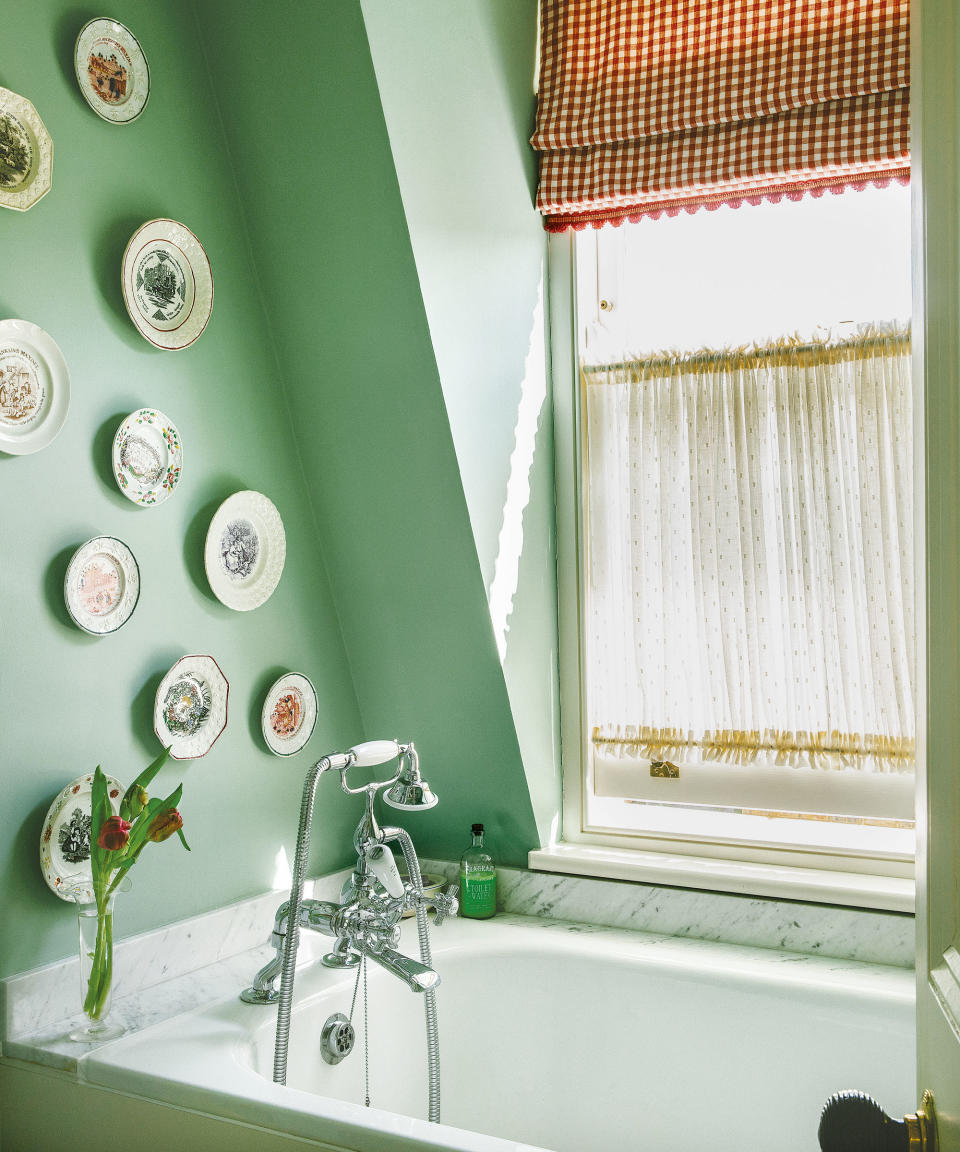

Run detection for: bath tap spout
[[364, 943, 440, 992]]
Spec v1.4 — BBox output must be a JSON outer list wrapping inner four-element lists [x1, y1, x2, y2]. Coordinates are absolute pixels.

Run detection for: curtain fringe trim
[[592, 726, 915, 773], [580, 325, 910, 380], [543, 167, 910, 233]]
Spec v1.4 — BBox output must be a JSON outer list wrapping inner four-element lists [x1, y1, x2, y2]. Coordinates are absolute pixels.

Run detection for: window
[[545, 183, 915, 907]]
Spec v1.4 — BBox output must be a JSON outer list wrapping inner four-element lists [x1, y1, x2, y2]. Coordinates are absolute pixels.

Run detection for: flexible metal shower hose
[[273, 758, 327, 1085], [388, 826, 441, 1124]]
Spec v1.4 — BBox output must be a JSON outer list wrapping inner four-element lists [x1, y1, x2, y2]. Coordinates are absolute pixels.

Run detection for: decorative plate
[[112, 408, 182, 506], [261, 673, 318, 756], [74, 19, 150, 125], [0, 319, 70, 455], [0, 87, 53, 212], [204, 490, 286, 612], [64, 536, 140, 635], [40, 772, 124, 903], [121, 219, 214, 350], [154, 654, 229, 760]]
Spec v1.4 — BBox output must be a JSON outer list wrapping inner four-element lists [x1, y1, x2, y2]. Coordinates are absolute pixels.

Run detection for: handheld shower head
[[383, 744, 438, 811]]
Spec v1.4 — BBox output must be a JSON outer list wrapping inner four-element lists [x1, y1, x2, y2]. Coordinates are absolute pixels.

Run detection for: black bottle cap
[[471, 822, 484, 834]]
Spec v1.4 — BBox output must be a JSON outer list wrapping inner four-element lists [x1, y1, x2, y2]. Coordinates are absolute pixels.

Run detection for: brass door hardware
[[818, 1089, 937, 1152]]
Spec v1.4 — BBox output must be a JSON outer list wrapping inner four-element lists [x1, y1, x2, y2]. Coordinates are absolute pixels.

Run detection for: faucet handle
[[432, 883, 459, 926]]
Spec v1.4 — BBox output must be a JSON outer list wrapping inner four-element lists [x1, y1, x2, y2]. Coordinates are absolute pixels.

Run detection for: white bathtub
[[80, 914, 914, 1152]]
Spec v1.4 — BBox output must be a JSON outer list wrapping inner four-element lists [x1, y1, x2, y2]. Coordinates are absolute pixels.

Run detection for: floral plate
[[154, 654, 229, 760], [0, 319, 70, 455], [74, 18, 150, 125], [204, 490, 286, 611], [121, 219, 213, 350], [64, 536, 140, 635], [112, 407, 182, 506], [0, 87, 53, 212], [261, 672, 318, 756], [40, 772, 124, 903]]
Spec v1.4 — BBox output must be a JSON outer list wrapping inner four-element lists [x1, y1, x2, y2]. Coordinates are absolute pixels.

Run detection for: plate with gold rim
[[64, 536, 140, 635], [112, 407, 182, 506], [0, 87, 53, 212], [40, 772, 124, 903], [74, 18, 150, 124], [261, 673, 318, 756], [0, 319, 70, 455]]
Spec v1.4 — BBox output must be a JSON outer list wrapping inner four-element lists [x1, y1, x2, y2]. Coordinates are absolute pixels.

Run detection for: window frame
[[541, 229, 915, 912]]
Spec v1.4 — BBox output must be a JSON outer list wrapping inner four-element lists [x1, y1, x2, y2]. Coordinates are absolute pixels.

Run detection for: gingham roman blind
[[532, 0, 910, 232]]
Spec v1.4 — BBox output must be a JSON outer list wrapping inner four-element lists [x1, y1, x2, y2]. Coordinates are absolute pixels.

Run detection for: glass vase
[[69, 889, 125, 1043]]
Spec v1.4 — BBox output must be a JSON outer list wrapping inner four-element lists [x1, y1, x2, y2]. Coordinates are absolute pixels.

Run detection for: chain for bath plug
[[346, 951, 371, 1108]]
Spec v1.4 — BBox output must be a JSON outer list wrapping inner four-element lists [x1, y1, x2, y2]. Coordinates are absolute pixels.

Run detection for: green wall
[[1, 0, 552, 980], [360, 0, 562, 845], [0, 0, 364, 979], [192, 0, 544, 867]]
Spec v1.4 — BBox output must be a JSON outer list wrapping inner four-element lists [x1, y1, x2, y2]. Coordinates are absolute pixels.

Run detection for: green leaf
[[176, 826, 191, 852], [90, 767, 112, 889]]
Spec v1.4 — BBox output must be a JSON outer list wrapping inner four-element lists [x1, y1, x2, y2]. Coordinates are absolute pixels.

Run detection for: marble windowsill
[[0, 859, 913, 1074]]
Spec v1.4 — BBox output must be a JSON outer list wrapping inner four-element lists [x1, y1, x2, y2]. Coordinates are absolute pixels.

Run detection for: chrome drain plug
[[320, 1012, 355, 1065]]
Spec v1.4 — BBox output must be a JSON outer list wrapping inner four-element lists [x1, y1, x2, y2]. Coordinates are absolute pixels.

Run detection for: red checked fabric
[[533, 0, 910, 231]]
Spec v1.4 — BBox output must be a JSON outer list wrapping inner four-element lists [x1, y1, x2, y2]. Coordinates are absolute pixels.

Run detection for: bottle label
[[460, 869, 496, 918]]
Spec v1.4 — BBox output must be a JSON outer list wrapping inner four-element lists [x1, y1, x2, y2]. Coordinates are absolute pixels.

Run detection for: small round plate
[[204, 490, 286, 611], [0, 319, 70, 455], [64, 536, 140, 635], [154, 654, 229, 760], [112, 407, 182, 506], [122, 219, 214, 350], [74, 19, 150, 124], [0, 87, 53, 212], [40, 772, 124, 903], [261, 673, 318, 756]]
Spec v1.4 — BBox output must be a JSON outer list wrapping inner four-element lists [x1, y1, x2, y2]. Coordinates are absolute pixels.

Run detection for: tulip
[[119, 783, 149, 821], [147, 808, 183, 843], [98, 816, 132, 851]]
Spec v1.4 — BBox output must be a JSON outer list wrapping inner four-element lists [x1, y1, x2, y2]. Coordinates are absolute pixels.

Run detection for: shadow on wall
[[249, 664, 289, 751], [43, 543, 101, 640], [93, 215, 165, 348], [181, 480, 248, 605], [92, 409, 145, 502], [54, 9, 100, 109], [130, 656, 184, 763]]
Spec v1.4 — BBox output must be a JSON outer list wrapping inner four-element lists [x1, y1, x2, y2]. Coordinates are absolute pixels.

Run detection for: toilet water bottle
[[459, 823, 496, 919]]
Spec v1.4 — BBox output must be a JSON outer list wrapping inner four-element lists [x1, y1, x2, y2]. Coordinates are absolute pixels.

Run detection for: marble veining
[[2, 861, 912, 1074], [421, 859, 914, 969], [1, 871, 349, 1059]]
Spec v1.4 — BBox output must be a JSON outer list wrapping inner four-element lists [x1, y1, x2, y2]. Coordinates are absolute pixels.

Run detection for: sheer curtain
[[584, 328, 914, 774]]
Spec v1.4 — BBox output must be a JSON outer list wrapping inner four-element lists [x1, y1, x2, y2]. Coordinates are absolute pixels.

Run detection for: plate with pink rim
[[0, 319, 70, 455], [121, 219, 213, 350], [154, 654, 229, 760], [40, 772, 124, 903], [64, 536, 140, 635], [261, 673, 318, 756], [74, 18, 150, 125], [112, 407, 182, 506]]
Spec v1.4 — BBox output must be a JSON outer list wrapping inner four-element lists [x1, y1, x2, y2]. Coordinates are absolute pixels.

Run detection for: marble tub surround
[[1, 870, 352, 1071], [421, 859, 914, 969]]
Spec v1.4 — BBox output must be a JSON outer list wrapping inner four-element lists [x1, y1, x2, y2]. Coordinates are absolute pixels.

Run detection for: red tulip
[[98, 816, 131, 851], [147, 808, 183, 843]]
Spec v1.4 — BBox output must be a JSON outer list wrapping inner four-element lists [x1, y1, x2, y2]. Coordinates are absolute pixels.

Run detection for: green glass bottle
[[459, 823, 496, 919]]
